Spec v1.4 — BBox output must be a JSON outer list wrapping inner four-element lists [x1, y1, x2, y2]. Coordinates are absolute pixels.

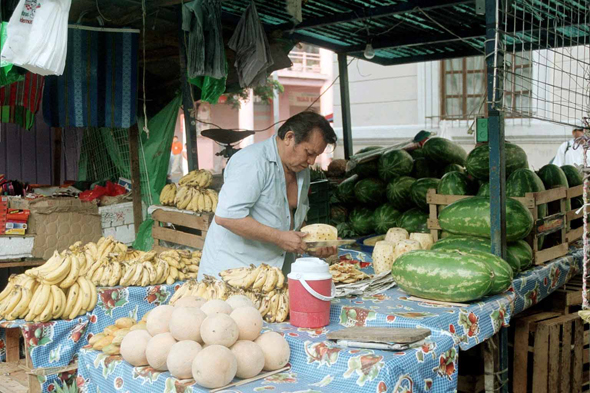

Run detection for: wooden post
[[128, 124, 143, 234], [337, 53, 353, 159], [52, 127, 62, 186]]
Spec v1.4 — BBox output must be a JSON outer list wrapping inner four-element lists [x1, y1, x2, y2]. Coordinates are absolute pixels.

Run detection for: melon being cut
[[394, 239, 422, 260], [300, 224, 338, 241], [192, 345, 237, 389], [169, 306, 207, 343], [231, 340, 265, 379], [146, 305, 175, 336], [385, 228, 409, 244], [254, 332, 290, 371], [230, 306, 263, 341], [167, 340, 202, 379], [145, 332, 177, 371], [201, 299, 233, 316], [120, 330, 152, 367], [226, 295, 256, 310], [174, 296, 207, 308], [201, 314, 239, 347], [409, 233, 434, 250], [372, 241, 396, 275]]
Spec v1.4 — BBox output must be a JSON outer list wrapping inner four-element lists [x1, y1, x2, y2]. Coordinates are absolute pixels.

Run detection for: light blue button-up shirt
[[198, 136, 310, 279]]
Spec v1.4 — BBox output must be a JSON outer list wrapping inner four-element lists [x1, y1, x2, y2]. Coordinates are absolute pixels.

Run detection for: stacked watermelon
[[333, 138, 468, 236]]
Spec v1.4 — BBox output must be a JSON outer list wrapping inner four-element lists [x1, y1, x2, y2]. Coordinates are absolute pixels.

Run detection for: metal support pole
[[485, 1, 508, 392], [178, 5, 199, 170], [128, 124, 143, 234], [337, 53, 353, 159]]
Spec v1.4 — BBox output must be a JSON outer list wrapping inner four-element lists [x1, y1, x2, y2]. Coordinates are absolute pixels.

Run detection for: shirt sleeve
[[552, 142, 567, 166], [215, 156, 266, 219]]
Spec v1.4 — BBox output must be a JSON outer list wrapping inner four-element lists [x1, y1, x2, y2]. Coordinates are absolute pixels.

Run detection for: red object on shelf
[[7, 209, 30, 223], [0, 197, 7, 235]]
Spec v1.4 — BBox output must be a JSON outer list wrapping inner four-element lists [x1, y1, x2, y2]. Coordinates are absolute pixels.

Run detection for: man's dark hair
[[278, 111, 337, 145]]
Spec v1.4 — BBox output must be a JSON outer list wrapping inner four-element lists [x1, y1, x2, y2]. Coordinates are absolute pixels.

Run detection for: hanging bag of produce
[[0, 22, 25, 86]]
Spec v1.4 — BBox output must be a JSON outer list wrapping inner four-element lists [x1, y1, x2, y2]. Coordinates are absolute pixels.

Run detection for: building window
[[440, 55, 532, 120]]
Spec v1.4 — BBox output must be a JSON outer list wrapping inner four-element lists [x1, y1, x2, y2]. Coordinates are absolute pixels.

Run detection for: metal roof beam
[[277, 0, 474, 32]]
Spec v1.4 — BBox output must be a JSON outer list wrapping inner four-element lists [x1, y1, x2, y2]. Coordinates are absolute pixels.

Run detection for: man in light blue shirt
[[198, 112, 338, 279]]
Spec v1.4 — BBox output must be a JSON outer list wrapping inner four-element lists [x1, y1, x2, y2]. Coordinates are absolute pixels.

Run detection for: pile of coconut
[[120, 295, 290, 389]]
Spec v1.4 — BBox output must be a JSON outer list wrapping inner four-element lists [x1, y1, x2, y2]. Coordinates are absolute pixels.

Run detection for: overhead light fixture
[[364, 42, 375, 59]]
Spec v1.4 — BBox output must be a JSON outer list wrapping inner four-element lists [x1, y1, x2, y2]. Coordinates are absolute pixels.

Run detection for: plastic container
[[287, 257, 334, 328]]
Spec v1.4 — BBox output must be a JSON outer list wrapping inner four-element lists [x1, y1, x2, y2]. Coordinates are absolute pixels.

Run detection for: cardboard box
[[5, 222, 27, 235], [8, 197, 102, 259]]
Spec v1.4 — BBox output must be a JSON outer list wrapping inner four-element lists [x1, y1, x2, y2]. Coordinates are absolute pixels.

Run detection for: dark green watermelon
[[509, 240, 533, 271], [409, 148, 425, 159], [538, 164, 569, 189], [356, 146, 381, 155], [561, 165, 583, 187], [465, 142, 528, 180], [507, 168, 547, 218], [349, 207, 375, 236], [378, 150, 414, 182], [422, 138, 467, 166], [477, 182, 490, 197], [386, 176, 416, 211], [330, 204, 348, 224], [442, 164, 465, 175], [412, 157, 439, 179], [347, 160, 378, 179], [336, 222, 358, 238], [354, 178, 385, 205], [373, 204, 402, 234], [337, 175, 358, 203], [410, 178, 440, 211], [437, 171, 473, 196], [399, 208, 430, 233]]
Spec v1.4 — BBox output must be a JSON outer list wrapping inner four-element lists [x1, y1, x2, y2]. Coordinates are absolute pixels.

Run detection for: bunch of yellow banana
[[117, 249, 146, 262], [158, 249, 201, 285], [159, 183, 177, 206], [219, 263, 285, 294], [174, 186, 218, 213], [170, 276, 289, 323], [179, 169, 213, 188], [25, 250, 87, 289], [0, 273, 96, 322]]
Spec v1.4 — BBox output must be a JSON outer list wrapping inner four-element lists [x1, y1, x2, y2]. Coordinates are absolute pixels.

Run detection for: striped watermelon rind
[[391, 249, 494, 302], [410, 178, 440, 212], [561, 165, 583, 187], [422, 138, 467, 166], [437, 171, 473, 196], [508, 239, 533, 271], [412, 157, 439, 179], [386, 176, 416, 211], [349, 207, 375, 236], [337, 175, 358, 203], [378, 149, 414, 182], [465, 142, 528, 180], [538, 164, 569, 190], [438, 196, 533, 241], [477, 182, 490, 197], [398, 208, 429, 233], [373, 204, 402, 234], [354, 178, 385, 205], [443, 163, 465, 175]]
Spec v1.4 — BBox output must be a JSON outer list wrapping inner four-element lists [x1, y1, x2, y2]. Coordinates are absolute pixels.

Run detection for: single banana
[[155, 261, 165, 283], [68, 284, 85, 319], [77, 277, 92, 311], [87, 279, 98, 311], [252, 267, 268, 291], [0, 276, 17, 303], [243, 265, 262, 289], [59, 254, 80, 289], [169, 266, 179, 280], [33, 284, 51, 315], [144, 262, 157, 284], [196, 190, 206, 213], [108, 262, 122, 287], [274, 267, 285, 289], [131, 262, 144, 286], [140, 267, 150, 286], [86, 258, 103, 280], [262, 267, 278, 293], [119, 263, 135, 286], [267, 292, 281, 323], [100, 263, 113, 287], [63, 283, 80, 319], [203, 193, 213, 212], [5, 287, 26, 320], [51, 285, 67, 319], [39, 293, 54, 323], [42, 256, 72, 285]]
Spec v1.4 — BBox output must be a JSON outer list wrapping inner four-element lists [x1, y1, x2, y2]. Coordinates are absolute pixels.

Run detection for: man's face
[[283, 128, 328, 172], [573, 129, 584, 139]]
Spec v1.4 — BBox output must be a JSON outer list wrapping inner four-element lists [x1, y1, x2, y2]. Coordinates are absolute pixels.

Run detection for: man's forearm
[[215, 216, 281, 245]]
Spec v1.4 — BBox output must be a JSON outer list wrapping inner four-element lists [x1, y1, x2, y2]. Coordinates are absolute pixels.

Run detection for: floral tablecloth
[[74, 247, 583, 393]]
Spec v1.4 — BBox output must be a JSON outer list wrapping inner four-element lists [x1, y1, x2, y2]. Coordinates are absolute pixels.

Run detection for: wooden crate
[[1, 326, 77, 393], [566, 185, 587, 244], [427, 188, 569, 265], [151, 208, 213, 251], [544, 274, 584, 315], [511, 311, 586, 393]]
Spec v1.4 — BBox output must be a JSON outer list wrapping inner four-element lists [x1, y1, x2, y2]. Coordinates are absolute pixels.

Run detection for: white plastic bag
[[1, 0, 71, 76]]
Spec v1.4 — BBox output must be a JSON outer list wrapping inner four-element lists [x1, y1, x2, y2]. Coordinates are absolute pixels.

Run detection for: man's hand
[[275, 231, 308, 254], [308, 246, 338, 259]]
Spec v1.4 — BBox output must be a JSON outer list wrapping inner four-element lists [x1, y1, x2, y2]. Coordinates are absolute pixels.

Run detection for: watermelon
[[538, 164, 569, 190], [356, 146, 381, 155], [378, 150, 414, 181], [330, 204, 348, 224], [410, 178, 440, 211], [443, 164, 465, 175], [465, 142, 528, 180], [409, 148, 425, 159], [348, 160, 378, 179], [412, 157, 439, 179], [509, 240, 533, 271], [507, 168, 547, 218], [336, 222, 357, 238], [465, 250, 513, 295], [437, 171, 473, 195], [561, 165, 583, 187], [373, 204, 402, 234], [391, 249, 494, 302], [337, 175, 358, 203], [386, 176, 416, 211], [422, 138, 467, 166], [354, 178, 385, 205], [439, 196, 533, 241], [349, 207, 375, 235], [477, 182, 490, 197], [398, 208, 429, 233], [431, 236, 521, 274]]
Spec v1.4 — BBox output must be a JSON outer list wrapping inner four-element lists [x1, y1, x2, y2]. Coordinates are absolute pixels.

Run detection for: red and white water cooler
[[288, 257, 335, 328]]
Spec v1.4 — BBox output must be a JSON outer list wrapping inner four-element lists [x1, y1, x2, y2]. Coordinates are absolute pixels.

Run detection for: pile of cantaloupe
[[371, 228, 434, 274], [118, 295, 291, 389]]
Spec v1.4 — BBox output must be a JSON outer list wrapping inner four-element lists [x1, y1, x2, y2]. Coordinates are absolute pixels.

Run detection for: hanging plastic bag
[[1, 0, 72, 76], [188, 61, 227, 104]]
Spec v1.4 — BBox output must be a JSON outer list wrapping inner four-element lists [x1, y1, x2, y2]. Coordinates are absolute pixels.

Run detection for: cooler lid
[[288, 257, 332, 281]]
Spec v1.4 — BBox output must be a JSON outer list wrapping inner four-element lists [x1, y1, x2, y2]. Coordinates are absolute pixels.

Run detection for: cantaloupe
[[121, 330, 152, 367], [200, 299, 233, 316], [372, 240, 396, 275], [226, 295, 256, 310], [385, 228, 409, 243], [146, 305, 175, 336], [167, 340, 202, 379], [300, 224, 338, 241], [230, 307, 263, 341], [409, 233, 434, 250], [145, 332, 177, 371], [169, 306, 207, 343], [201, 314, 239, 347], [254, 332, 290, 371], [174, 296, 207, 308], [192, 345, 237, 389], [231, 340, 265, 378]]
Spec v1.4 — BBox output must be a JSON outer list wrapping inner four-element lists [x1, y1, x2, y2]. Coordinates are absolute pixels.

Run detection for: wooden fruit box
[[565, 184, 588, 244], [544, 274, 584, 315], [151, 207, 213, 252], [427, 187, 569, 265]]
